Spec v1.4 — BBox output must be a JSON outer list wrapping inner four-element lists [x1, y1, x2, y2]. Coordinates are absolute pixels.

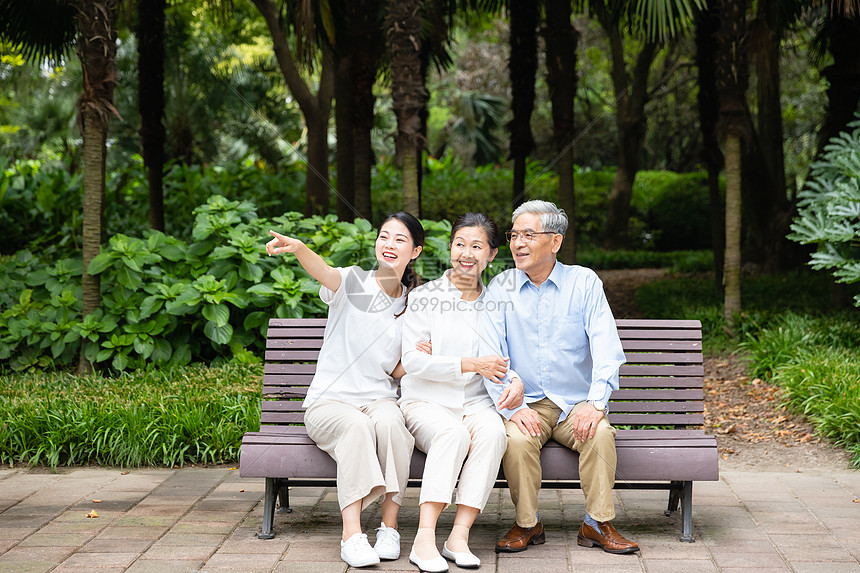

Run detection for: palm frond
[[0, 0, 76, 62]]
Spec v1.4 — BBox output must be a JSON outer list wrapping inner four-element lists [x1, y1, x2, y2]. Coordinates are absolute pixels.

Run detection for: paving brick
[[126, 559, 204, 572], [17, 533, 92, 547], [58, 551, 138, 569], [141, 544, 215, 560]]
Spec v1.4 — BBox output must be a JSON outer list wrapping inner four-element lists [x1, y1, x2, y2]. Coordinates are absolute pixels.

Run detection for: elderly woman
[[399, 213, 524, 572]]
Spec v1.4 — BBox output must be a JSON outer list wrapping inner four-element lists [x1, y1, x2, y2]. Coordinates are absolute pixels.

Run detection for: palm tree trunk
[[723, 135, 741, 330], [544, 0, 578, 264], [74, 0, 118, 373], [714, 0, 749, 335], [387, 0, 427, 217], [137, 0, 166, 231], [508, 0, 538, 208], [335, 54, 355, 221]]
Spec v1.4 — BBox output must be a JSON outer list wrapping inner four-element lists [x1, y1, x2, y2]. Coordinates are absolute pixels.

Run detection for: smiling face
[[510, 212, 562, 283], [449, 225, 498, 282], [375, 218, 422, 275]]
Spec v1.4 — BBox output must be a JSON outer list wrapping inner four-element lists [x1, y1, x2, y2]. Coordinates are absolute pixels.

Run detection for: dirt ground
[[597, 268, 855, 472]]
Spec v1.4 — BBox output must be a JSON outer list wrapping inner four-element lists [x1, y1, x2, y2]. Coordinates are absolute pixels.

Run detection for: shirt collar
[[443, 269, 486, 301], [516, 260, 563, 291]]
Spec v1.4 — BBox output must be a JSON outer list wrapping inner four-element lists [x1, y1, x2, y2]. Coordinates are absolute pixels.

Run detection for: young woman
[[398, 213, 524, 572], [265, 212, 424, 569]]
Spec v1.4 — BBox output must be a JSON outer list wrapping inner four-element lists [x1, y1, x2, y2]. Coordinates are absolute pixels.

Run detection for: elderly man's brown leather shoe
[[495, 519, 545, 553], [577, 521, 639, 554]]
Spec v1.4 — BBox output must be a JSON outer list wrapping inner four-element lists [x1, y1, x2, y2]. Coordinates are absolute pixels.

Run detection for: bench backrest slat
[[259, 318, 705, 431]]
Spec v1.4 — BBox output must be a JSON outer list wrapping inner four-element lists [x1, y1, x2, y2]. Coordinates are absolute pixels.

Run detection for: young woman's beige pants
[[304, 398, 414, 511], [400, 400, 507, 510]]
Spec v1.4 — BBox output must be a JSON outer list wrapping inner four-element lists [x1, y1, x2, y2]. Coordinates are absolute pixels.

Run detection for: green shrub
[[0, 364, 261, 468], [632, 171, 722, 251], [774, 346, 860, 467], [0, 197, 481, 373]]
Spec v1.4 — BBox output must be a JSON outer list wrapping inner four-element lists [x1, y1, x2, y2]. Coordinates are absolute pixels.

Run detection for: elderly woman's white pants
[[400, 400, 507, 510]]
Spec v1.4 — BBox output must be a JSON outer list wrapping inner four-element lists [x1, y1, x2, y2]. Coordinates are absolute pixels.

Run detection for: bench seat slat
[[616, 377, 704, 389], [619, 364, 704, 376], [267, 339, 325, 349], [607, 413, 704, 425], [621, 340, 702, 351], [607, 401, 704, 413], [619, 352, 703, 364], [611, 389, 703, 399], [266, 327, 328, 338], [615, 319, 703, 328], [618, 329, 702, 340]]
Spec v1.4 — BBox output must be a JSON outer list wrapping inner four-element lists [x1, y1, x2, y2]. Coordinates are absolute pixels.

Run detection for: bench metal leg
[[277, 479, 292, 514], [679, 480, 695, 542], [665, 480, 682, 516], [258, 478, 278, 539]]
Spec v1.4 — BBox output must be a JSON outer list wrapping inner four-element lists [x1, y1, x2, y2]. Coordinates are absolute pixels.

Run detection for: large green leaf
[[204, 321, 233, 345], [202, 303, 230, 327]]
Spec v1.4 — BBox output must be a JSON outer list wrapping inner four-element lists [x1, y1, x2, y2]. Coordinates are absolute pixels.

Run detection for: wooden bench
[[240, 317, 718, 542]]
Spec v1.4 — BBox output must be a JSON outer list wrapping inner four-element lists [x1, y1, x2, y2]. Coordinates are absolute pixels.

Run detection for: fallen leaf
[[92, 499, 101, 503], [120, 471, 129, 475], [86, 510, 99, 518], [239, 489, 245, 493], [228, 467, 238, 471]]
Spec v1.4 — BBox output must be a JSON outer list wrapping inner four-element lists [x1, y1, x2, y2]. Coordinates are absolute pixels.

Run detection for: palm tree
[[1, 0, 119, 372]]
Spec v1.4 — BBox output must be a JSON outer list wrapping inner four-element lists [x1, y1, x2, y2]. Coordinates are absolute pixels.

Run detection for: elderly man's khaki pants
[[503, 398, 617, 527]]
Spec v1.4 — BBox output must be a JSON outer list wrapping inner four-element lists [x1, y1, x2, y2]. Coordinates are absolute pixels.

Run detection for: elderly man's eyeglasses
[[505, 230, 557, 243]]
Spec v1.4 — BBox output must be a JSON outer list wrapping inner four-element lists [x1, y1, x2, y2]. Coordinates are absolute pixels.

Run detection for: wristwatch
[[587, 400, 606, 412]]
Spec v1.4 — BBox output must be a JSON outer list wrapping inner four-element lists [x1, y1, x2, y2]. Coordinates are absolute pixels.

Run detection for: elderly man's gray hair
[[512, 200, 568, 237]]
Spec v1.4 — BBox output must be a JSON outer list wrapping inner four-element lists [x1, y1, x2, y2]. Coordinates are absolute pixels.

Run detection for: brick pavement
[[0, 466, 858, 572]]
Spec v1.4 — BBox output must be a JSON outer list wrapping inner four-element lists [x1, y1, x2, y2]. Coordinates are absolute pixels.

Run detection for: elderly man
[[481, 200, 639, 555]]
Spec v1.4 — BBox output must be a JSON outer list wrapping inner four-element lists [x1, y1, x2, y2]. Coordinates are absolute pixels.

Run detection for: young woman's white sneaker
[[374, 522, 401, 560], [341, 533, 381, 568]]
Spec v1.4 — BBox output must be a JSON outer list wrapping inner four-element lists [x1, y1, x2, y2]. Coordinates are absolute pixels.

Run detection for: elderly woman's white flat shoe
[[442, 542, 481, 568], [409, 546, 449, 572]]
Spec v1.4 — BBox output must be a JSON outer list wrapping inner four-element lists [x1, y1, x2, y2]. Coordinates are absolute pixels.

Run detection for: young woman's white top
[[302, 266, 407, 408], [399, 271, 496, 415]]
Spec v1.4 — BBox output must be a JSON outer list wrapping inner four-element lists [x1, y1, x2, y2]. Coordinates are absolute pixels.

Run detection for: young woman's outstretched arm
[[266, 230, 342, 293]]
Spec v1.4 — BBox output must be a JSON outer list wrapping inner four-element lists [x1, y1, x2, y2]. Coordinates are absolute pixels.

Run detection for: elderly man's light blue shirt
[[480, 261, 625, 422]]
